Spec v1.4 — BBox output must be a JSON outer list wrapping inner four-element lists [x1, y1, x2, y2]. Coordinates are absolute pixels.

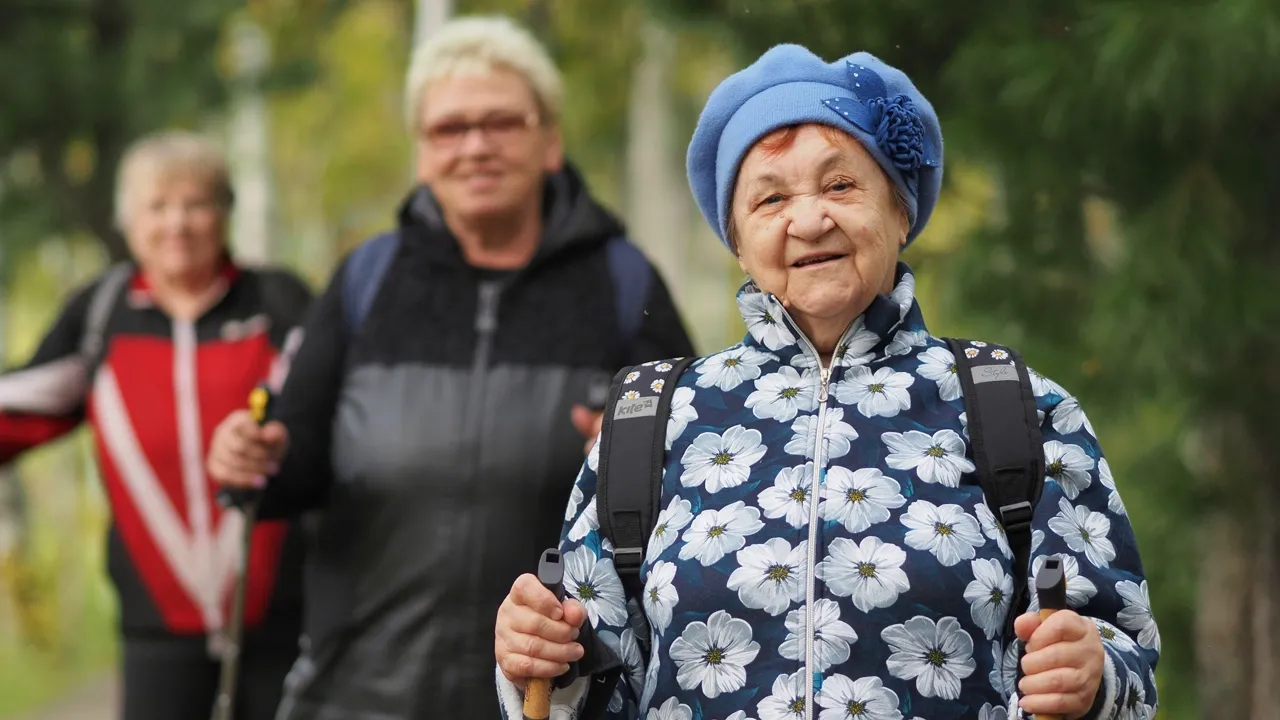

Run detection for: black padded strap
[[946, 338, 1045, 642]]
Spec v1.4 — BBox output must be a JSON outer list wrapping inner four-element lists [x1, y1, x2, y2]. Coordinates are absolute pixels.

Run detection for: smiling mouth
[[793, 254, 845, 268]]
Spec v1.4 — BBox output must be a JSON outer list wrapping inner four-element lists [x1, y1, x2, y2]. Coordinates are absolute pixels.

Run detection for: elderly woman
[[494, 46, 1160, 720], [0, 131, 313, 720]]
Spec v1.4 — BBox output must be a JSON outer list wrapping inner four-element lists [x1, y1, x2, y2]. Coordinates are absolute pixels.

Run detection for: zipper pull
[[818, 367, 831, 403]]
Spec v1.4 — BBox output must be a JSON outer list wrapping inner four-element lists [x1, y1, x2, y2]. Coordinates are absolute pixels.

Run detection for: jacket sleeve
[[255, 268, 316, 393], [497, 437, 645, 719], [627, 264, 697, 365], [0, 281, 98, 463], [256, 263, 346, 519], [1019, 371, 1160, 719]]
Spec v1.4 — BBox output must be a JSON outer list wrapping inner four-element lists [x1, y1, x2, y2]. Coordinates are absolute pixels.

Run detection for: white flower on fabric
[[886, 329, 929, 356], [1032, 529, 1045, 554], [821, 467, 906, 534], [739, 293, 796, 351], [756, 670, 807, 720], [746, 366, 819, 422], [989, 640, 1018, 697], [780, 598, 858, 672], [1099, 458, 1127, 516], [568, 497, 599, 541], [598, 628, 646, 698], [1044, 440, 1095, 500], [758, 464, 814, 530], [1051, 395, 1095, 437], [565, 482, 584, 522], [917, 346, 962, 402], [891, 272, 916, 316], [1120, 669, 1156, 720], [588, 435, 601, 472], [974, 502, 1013, 559], [971, 341, 988, 348], [644, 560, 679, 636], [666, 386, 698, 449], [727, 538, 807, 616], [883, 429, 975, 488], [679, 502, 765, 567], [901, 500, 985, 567], [964, 558, 1014, 641], [816, 536, 910, 612], [680, 426, 767, 493], [1093, 618, 1138, 653], [723, 714, 758, 720], [656, 362, 674, 372], [964, 347, 980, 359], [991, 349, 1009, 361], [785, 408, 859, 460], [651, 379, 666, 393], [669, 610, 761, 698], [959, 412, 969, 438], [641, 648, 660, 712], [1048, 497, 1116, 568], [1027, 554, 1098, 611], [647, 697, 693, 720], [696, 346, 777, 391], [1028, 367, 1068, 398], [563, 545, 628, 627], [833, 316, 883, 367], [624, 390, 641, 400], [1116, 579, 1161, 652], [648, 496, 694, 559], [978, 703, 1008, 720], [882, 616, 975, 700], [625, 370, 641, 384], [815, 674, 903, 720], [836, 366, 915, 418]]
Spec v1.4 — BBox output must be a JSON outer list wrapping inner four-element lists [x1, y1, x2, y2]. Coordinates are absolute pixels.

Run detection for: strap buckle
[[998, 501, 1034, 535], [613, 546, 644, 574]]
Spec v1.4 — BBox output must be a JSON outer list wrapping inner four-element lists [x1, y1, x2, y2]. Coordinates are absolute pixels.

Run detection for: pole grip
[[218, 385, 273, 510], [522, 549, 565, 720], [1031, 555, 1068, 720]]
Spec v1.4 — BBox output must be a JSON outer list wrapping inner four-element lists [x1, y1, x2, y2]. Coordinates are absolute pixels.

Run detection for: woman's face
[[730, 124, 908, 340], [123, 171, 227, 286]]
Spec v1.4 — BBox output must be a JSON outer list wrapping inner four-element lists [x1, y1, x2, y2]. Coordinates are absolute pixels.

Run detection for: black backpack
[[596, 338, 1045, 661]]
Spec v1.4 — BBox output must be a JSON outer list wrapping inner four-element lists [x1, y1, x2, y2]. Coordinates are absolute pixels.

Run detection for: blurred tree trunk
[[625, 19, 687, 298], [228, 17, 275, 265]]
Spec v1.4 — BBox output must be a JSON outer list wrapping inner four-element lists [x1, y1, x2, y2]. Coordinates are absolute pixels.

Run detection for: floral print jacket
[[497, 263, 1159, 720]]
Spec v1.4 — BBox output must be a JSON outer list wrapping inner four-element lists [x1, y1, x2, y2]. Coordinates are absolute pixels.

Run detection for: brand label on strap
[[971, 364, 1018, 384], [614, 396, 658, 419]]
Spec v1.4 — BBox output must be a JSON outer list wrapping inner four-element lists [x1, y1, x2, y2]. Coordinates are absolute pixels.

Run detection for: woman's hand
[[496, 573, 587, 688], [1015, 610, 1106, 719], [205, 409, 289, 488]]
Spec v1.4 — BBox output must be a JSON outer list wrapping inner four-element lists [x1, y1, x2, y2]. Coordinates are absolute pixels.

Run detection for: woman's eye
[[760, 193, 784, 206], [829, 181, 853, 193]]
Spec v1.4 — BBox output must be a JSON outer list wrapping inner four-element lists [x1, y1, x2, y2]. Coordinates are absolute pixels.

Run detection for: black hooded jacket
[[264, 165, 695, 719]]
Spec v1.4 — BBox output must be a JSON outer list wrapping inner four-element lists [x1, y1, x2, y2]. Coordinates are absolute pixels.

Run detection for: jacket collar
[[735, 261, 929, 370]]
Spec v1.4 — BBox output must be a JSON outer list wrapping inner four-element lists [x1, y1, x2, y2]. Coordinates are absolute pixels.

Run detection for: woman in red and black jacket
[[0, 131, 312, 720]]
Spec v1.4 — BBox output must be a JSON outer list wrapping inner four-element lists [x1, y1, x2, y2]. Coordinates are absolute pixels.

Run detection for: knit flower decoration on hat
[[822, 60, 940, 193]]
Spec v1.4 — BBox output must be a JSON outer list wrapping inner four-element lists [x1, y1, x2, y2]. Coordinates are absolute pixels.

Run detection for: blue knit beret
[[687, 44, 943, 249]]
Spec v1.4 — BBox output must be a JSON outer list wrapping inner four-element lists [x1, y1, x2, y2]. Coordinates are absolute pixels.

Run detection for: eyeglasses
[[420, 111, 539, 147]]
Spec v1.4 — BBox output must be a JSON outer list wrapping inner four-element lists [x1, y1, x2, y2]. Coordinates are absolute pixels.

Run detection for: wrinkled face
[[730, 123, 908, 332], [414, 68, 563, 223], [123, 172, 227, 284]]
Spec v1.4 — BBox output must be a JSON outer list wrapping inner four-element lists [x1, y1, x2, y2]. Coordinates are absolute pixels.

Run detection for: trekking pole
[[523, 548, 565, 720], [211, 384, 273, 720], [1031, 555, 1068, 720]]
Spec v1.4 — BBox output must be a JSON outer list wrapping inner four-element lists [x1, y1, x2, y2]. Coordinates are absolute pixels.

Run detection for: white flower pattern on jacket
[[497, 264, 1159, 720]]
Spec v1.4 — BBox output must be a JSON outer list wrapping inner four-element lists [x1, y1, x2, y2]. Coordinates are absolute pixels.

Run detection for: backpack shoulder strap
[[945, 337, 1045, 639], [604, 236, 653, 357], [596, 356, 696, 617], [341, 231, 401, 334], [80, 262, 133, 365]]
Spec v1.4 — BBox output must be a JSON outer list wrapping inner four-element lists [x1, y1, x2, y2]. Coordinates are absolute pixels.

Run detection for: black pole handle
[[523, 548, 565, 720]]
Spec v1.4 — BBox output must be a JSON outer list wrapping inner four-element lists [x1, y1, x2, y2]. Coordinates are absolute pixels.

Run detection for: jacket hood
[[397, 161, 626, 264]]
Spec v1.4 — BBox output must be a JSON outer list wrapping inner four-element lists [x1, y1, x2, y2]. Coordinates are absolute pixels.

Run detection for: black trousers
[[120, 634, 298, 720]]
